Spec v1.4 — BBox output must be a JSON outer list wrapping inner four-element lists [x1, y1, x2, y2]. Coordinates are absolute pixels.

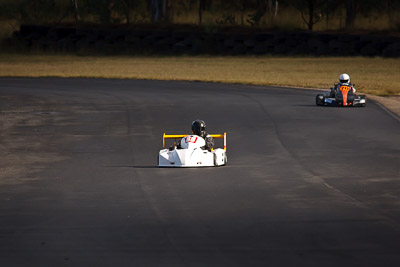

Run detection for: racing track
[[0, 78, 399, 267]]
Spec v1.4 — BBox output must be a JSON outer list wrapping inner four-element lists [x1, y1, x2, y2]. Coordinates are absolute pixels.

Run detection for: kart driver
[[329, 73, 356, 98], [174, 120, 214, 151]]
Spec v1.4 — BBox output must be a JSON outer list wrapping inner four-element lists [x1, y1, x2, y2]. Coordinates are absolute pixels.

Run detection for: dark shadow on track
[[102, 165, 159, 169]]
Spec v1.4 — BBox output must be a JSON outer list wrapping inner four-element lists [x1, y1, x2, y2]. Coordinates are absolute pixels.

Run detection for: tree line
[[0, 0, 399, 31]]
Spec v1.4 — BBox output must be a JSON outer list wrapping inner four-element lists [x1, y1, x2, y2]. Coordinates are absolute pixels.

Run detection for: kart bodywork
[[158, 133, 227, 167], [316, 84, 366, 107]]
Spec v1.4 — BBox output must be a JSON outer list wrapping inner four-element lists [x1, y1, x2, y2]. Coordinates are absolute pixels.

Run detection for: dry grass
[[0, 54, 399, 96]]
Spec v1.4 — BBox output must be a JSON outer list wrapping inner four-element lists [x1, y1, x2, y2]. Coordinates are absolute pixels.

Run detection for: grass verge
[[0, 54, 399, 96]]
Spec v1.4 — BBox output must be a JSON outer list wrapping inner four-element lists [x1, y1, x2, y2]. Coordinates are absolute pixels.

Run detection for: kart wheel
[[316, 94, 325, 106], [360, 95, 366, 107]]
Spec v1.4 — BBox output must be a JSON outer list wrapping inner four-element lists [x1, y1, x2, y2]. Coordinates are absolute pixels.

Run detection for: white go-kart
[[158, 133, 227, 167]]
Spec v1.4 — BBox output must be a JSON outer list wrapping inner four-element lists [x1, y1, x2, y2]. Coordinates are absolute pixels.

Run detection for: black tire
[[359, 95, 367, 107], [316, 94, 325, 106]]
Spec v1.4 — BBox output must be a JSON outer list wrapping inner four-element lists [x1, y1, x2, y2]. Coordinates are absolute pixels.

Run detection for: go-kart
[[316, 84, 366, 107], [158, 133, 227, 167]]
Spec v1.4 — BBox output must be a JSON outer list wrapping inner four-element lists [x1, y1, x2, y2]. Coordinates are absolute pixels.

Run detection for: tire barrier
[[4, 24, 400, 57]]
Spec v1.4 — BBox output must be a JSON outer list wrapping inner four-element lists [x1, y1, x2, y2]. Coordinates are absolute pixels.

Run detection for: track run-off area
[[0, 78, 399, 266]]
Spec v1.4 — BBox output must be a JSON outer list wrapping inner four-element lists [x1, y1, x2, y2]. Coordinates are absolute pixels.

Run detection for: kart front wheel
[[316, 94, 325, 106]]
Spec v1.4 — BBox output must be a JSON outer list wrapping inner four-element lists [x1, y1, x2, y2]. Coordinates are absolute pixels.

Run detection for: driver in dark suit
[[190, 119, 214, 151], [329, 73, 356, 98], [173, 120, 214, 151]]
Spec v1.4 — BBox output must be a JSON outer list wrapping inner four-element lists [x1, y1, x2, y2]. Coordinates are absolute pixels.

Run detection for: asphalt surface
[[0, 78, 399, 267]]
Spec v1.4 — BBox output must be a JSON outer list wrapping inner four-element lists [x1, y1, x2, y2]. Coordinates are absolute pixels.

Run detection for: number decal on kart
[[185, 136, 198, 144], [340, 86, 350, 92]]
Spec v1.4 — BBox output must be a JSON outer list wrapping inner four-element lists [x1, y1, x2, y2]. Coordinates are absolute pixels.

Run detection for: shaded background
[[1, 0, 400, 39], [1, 1, 400, 56]]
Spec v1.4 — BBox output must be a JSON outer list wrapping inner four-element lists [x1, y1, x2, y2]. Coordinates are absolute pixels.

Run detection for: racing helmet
[[191, 120, 206, 137], [339, 73, 350, 84]]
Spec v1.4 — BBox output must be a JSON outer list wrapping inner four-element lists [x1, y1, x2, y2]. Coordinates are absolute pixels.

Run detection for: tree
[[286, 0, 336, 30], [199, 0, 212, 24], [70, 0, 80, 21], [114, 0, 142, 24], [0, 0, 72, 24], [257, 0, 279, 16], [82, 0, 114, 24], [231, 0, 246, 25], [217, 0, 256, 26], [147, 0, 173, 23], [345, 0, 357, 28], [386, 0, 400, 28], [345, 0, 382, 29]]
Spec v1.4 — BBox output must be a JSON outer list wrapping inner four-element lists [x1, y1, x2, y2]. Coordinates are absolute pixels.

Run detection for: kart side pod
[[159, 133, 227, 167]]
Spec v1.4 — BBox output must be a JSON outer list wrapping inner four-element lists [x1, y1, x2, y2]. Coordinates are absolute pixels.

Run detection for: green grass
[[0, 54, 399, 96]]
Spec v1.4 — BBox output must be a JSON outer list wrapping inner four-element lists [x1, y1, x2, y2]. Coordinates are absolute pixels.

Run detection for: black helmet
[[191, 120, 206, 137]]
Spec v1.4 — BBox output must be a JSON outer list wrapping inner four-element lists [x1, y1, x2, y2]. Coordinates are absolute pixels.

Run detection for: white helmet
[[339, 73, 350, 84]]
